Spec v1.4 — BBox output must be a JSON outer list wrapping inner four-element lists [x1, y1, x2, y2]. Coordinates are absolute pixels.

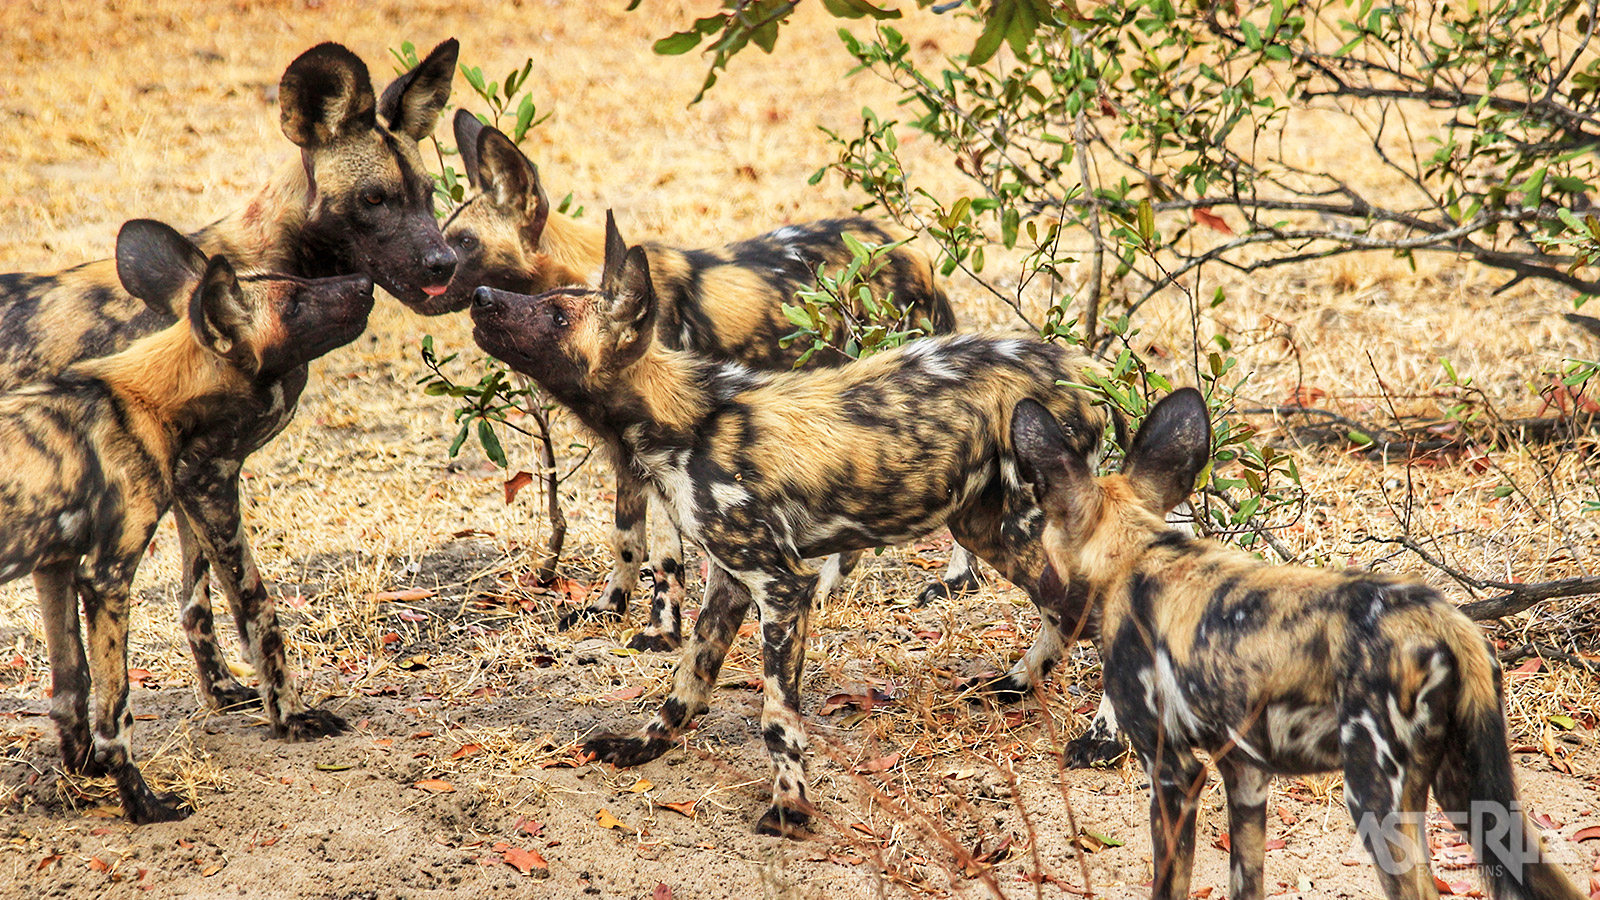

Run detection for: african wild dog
[[467, 214, 1112, 835], [1011, 388, 1586, 900], [14, 219, 373, 823], [436, 111, 971, 650], [0, 39, 458, 740]]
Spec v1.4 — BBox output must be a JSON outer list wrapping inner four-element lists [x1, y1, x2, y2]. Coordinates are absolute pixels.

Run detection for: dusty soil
[[0, 2, 1597, 898]]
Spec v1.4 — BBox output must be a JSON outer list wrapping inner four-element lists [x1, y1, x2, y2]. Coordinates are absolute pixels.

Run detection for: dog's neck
[[74, 325, 251, 468], [578, 344, 727, 453], [192, 160, 313, 282]]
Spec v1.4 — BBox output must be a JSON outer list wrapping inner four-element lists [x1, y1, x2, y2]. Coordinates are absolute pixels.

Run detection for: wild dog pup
[[1011, 388, 1585, 900], [469, 215, 1111, 836], [439, 112, 968, 649], [13, 220, 373, 823], [0, 39, 458, 737]]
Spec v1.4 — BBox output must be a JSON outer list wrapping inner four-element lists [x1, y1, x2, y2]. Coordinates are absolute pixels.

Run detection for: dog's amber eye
[[454, 233, 476, 250], [363, 190, 384, 206], [551, 308, 569, 328]]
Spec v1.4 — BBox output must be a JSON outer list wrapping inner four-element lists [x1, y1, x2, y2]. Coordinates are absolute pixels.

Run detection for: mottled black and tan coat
[[12, 220, 373, 824], [434, 114, 970, 650], [1011, 388, 1585, 900], [468, 216, 1112, 835], [0, 39, 459, 740]]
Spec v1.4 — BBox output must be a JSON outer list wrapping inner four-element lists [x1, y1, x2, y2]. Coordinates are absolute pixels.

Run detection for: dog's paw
[[626, 631, 681, 653], [755, 803, 813, 839], [124, 788, 191, 825], [206, 681, 262, 711], [914, 572, 980, 606], [1063, 736, 1127, 769], [959, 673, 1030, 705], [583, 733, 670, 768], [557, 605, 623, 632], [277, 708, 349, 743]]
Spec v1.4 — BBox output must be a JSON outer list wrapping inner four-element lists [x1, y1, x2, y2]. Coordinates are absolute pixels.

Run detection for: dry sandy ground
[[0, 2, 1598, 898]]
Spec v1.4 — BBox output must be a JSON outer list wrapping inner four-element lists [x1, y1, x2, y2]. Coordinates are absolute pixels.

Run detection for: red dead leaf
[[603, 685, 645, 702], [504, 471, 535, 505], [128, 668, 153, 684], [1531, 811, 1562, 829], [89, 857, 111, 873], [855, 752, 902, 773], [653, 884, 673, 900], [451, 743, 484, 760], [515, 816, 545, 836], [1573, 825, 1600, 842], [502, 846, 548, 874], [1214, 833, 1231, 852], [380, 632, 401, 644], [1510, 658, 1543, 678], [1265, 838, 1287, 851], [1435, 875, 1455, 894], [370, 588, 436, 603], [661, 800, 698, 818], [1276, 805, 1298, 826], [37, 854, 62, 871], [414, 779, 455, 793], [1193, 888, 1215, 899], [1194, 206, 1233, 235]]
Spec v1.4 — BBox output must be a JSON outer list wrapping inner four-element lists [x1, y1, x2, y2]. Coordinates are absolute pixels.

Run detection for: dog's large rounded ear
[[378, 37, 459, 142], [1123, 387, 1211, 513], [476, 125, 549, 245], [454, 109, 486, 188], [189, 255, 256, 374], [279, 42, 377, 148], [115, 219, 208, 315], [1011, 398, 1091, 503], [599, 212, 657, 360]]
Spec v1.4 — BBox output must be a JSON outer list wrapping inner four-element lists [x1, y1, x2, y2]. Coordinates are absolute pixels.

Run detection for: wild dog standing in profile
[[0, 39, 458, 740], [429, 113, 975, 651], [12, 220, 374, 823], [1011, 388, 1586, 900], [468, 215, 1112, 835]]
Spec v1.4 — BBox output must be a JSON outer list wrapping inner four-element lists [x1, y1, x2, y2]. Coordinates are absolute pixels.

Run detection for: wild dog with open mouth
[[1011, 388, 1585, 900], [0, 39, 458, 739], [13, 220, 374, 823], [468, 214, 1112, 836], [436, 112, 970, 650]]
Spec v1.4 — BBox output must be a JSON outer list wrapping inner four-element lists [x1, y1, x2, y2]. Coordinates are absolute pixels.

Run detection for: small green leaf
[[654, 30, 705, 55], [478, 419, 507, 468], [1548, 714, 1577, 730]]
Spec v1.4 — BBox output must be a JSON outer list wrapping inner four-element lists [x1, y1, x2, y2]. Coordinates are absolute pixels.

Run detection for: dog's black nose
[[472, 286, 496, 310], [422, 247, 457, 283]]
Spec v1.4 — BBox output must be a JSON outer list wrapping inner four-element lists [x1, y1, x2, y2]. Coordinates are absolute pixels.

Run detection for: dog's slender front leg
[[585, 563, 751, 766], [1214, 754, 1269, 900], [176, 462, 345, 741], [914, 538, 981, 605], [1145, 749, 1205, 900], [751, 571, 818, 838], [565, 465, 648, 630], [79, 552, 188, 824], [172, 507, 256, 710], [36, 563, 91, 774], [630, 491, 686, 652]]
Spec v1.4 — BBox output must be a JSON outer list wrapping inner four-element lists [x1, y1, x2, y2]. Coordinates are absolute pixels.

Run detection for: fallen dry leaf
[[1573, 825, 1600, 842], [414, 779, 455, 793], [660, 800, 698, 818], [89, 858, 110, 873], [595, 809, 633, 832], [653, 884, 673, 900], [515, 816, 545, 836], [1265, 838, 1287, 851], [201, 862, 225, 877], [504, 471, 535, 505], [855, 752, 901, 774], [503, 846, 548, 874], [369, 587, 436, 603], [602, 685, 645, 702], [1193, 206, 1233, 235], [451, 743, 484, 760], [625, 778, 653, 793], [37, 854, 62, 871]]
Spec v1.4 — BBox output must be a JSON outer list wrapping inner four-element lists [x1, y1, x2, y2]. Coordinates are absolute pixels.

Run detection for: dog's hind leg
[[1341, 694, 1441, 900], [748, 567, 820, 838], [172, 508, 256, 710], [1214, 753, 1270, 900], [1144, 747, 1206, 900], [37, 562, 91, 774], [586, 562, 752, 766], [78, 551, 188, 823]]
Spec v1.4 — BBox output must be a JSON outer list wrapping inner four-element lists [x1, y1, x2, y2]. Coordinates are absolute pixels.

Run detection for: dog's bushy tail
[[1433, 619, 1583, 900]]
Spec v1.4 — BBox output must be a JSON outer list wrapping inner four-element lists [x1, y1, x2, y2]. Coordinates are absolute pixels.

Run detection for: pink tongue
[[422, 284, 449, 297]]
